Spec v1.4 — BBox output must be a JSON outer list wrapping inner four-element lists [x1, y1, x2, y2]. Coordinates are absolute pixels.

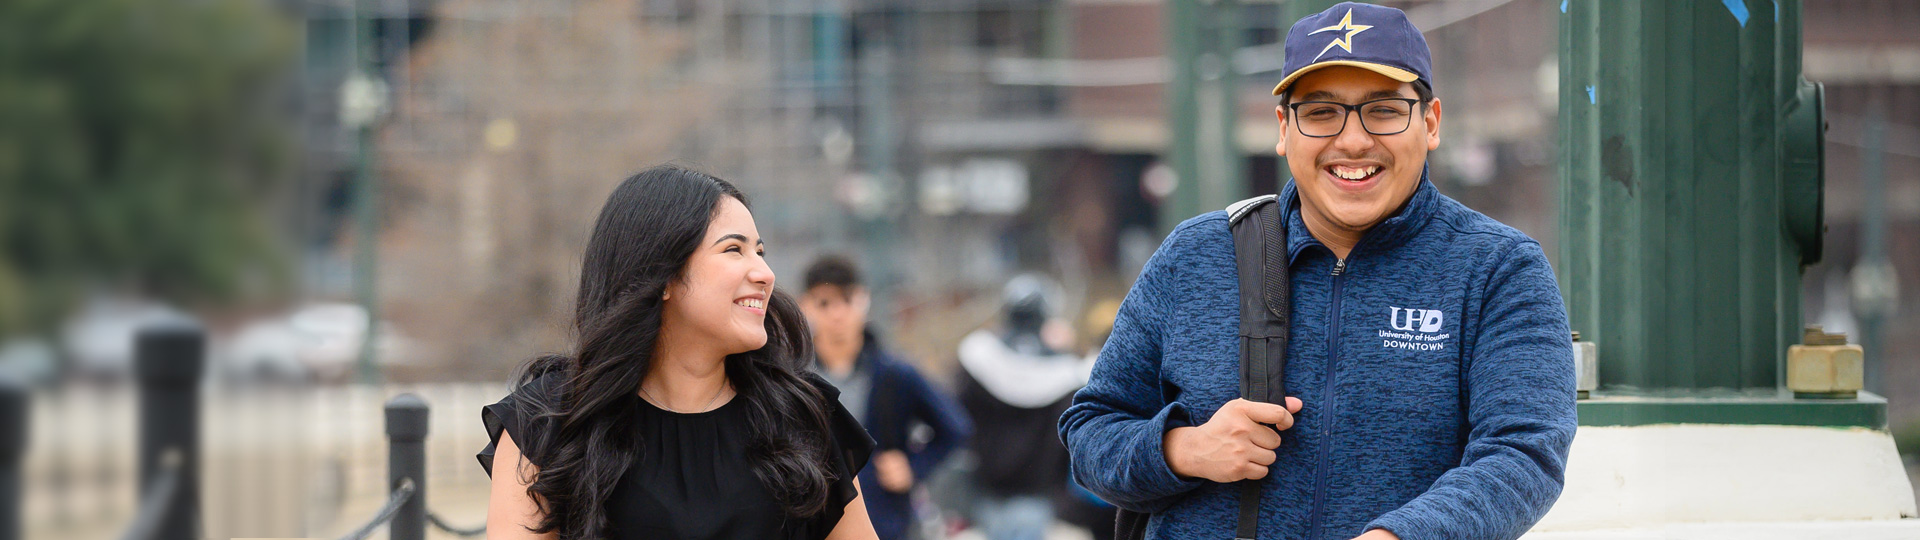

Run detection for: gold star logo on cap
[[1309, 8, 1372, 62]]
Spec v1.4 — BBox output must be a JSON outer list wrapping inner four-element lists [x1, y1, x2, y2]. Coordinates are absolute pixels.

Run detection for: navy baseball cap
[[1270, 2, 1433, 97]]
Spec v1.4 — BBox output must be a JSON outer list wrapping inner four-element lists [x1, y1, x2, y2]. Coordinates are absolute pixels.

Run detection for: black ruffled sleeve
[[801, 372, 876, 539], [477, 371, 562, 477]]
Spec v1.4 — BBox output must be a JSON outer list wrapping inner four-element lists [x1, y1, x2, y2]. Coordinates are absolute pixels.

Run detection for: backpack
[[1114, 194, 1291, 540]]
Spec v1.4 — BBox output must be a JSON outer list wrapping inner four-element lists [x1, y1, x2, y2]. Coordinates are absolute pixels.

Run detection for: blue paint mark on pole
[[1587, 86, 1597, 105], [1561, 0, 1568, 14], [1723, 0, 1751, 27]]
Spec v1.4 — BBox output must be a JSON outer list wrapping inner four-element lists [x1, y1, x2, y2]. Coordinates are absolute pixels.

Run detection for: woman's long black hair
[[508, 164, 837, 539]]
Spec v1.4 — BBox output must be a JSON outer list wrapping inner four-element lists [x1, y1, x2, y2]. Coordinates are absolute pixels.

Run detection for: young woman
[[477, 165, 878, 540]]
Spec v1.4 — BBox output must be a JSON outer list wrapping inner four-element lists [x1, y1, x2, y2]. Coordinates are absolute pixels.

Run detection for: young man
[[1059, 3, 1577, 540], [800, 255, 973, 540]]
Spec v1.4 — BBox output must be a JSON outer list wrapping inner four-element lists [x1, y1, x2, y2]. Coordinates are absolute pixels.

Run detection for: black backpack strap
[[1112, 197, 1289, 540], [1229, 194, 1289, 540], [1114, 508, 1150, 540], [1229, 195, 1288, 404]]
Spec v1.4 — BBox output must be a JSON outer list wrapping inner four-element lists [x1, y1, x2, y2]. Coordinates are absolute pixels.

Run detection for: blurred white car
[[62, 297, 193, 379], [54, 298, 413, 383], [226, 302, 414, 382]]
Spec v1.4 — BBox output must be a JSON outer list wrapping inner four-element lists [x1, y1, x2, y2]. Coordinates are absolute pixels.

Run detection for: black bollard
[[385, 394, 428, 540], [135, 322, 203, 540], [0, 379, 25, 540]]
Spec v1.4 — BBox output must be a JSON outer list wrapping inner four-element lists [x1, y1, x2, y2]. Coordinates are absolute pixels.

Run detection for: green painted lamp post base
[[1578, 391, 1887, 429]]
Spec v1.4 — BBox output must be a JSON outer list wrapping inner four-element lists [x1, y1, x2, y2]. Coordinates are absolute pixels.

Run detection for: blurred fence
[[15, 326, 504, 540]]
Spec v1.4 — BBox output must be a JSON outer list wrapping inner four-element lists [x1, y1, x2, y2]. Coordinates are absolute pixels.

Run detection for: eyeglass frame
[[1283, 97, 1425, 138]]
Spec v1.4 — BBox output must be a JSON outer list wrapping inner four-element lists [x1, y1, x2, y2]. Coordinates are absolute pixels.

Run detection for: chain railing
[[122, 322, 205, 540], [333, 393, 485, 540], [117, 449, 184, 540], [0, 325, 489, 540], [429, 510, 488, 537], [335, 478, 415, 540]]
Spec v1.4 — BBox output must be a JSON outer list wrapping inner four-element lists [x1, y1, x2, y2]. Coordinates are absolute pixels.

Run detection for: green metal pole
[[1559, 0, 1823, 394], [352, 1, 382, 385], [353, 126, 380, 385], [1856, 97, 1890, 395], [1163, 0, 1247, 234], [859, 43, 896, 332]]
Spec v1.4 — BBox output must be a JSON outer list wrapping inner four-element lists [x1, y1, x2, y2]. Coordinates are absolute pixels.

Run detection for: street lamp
[[340, 68, 387, 385]]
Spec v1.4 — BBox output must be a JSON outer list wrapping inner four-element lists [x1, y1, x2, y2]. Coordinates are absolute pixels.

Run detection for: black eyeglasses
[[1285, 97, 1421, 138]]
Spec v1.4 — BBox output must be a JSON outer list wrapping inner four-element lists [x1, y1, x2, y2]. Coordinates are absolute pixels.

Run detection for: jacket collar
[[1280, 165, 1439, 265], [854, 327, 889, 367]]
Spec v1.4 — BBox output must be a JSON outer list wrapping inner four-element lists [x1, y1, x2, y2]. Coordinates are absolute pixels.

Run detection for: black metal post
[[385, 394, 428, 540], [135, 322, 203, 540], [0, 379, 25, 540]]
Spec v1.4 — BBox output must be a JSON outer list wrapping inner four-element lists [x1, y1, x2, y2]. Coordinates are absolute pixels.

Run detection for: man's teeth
[[736, 299, 764, 309], [1330, 165, 1380, 180]]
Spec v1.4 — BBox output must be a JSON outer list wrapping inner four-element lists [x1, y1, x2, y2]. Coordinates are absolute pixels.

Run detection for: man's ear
[[1424, 98, 1443, 151], [1274, 105, 1290, 157]]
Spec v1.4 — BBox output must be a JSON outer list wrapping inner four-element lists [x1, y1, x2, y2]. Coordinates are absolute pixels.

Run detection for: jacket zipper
[[1307, 257, 1347, 540]]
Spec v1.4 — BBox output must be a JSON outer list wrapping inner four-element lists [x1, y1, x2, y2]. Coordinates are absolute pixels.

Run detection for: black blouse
[[477, 371, 874, 540]]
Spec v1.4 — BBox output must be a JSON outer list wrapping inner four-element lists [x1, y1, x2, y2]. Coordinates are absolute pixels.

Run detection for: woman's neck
[[644, 336, 733, 412]]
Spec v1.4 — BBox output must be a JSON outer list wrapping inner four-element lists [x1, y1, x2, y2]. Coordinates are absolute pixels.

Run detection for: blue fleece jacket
[[1059, 178, 1576, 540]]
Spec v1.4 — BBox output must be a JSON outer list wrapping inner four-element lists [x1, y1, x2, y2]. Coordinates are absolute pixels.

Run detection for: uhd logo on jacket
[[1381, 306, 1450, 351], [1390, 306, 1443, 333]]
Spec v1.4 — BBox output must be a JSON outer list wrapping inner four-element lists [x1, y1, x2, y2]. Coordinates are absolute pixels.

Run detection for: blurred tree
[[0, 0, 298, 338]]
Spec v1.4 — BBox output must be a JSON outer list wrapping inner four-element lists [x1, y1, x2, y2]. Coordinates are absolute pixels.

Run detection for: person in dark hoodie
[[957, 274, 1095, 540], [800, 255, 973, 540]]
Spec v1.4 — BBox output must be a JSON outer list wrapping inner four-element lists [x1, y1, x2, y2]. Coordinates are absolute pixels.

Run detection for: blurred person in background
[[476, 165, 879, 540], [1059, 4, 1575, 540], [800, 255, 973, 540], [956, 274, 1094, 540]]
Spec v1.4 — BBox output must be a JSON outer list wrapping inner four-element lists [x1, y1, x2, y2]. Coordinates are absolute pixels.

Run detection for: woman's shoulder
[[514, 367, 569, 404], [796, 369, 840, 402], [791, 367, 873, 535], [477, 366, 569, 475], [798, 368, 872, 466]]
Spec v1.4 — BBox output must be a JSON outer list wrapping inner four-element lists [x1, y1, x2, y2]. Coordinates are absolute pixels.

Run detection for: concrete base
[[1533, 425, 1916, 531], [1575, 391, 1887, 428]]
